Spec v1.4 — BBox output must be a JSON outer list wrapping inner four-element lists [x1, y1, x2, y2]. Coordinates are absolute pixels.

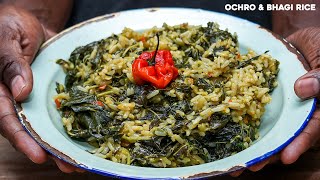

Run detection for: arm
[[0, 0, 79, 173]]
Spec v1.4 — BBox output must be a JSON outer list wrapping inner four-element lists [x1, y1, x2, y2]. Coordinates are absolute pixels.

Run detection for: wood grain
[[1, 135, 320, 180]]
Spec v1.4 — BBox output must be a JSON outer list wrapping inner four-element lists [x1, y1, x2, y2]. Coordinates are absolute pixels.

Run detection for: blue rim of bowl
[[245, 98, 317, 167], [16, 7, 318, 180]]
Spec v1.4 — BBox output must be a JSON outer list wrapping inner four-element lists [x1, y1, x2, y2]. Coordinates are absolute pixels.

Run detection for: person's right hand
[[0, 5, 82, 173]]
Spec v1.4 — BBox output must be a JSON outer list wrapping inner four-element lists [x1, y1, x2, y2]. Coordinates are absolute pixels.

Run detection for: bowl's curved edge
[[38, 8, 162, 54], [39, 13, 116, 53], [15, 103, 78, 166], [241, 27, 316, 168], [16, 7, 318, 180], [16, 8, 192, 180], [245, 98, 317, 167], [15, 101, 246, 179], [180, 22, 317, 180], [16, 102, 175, 180], [186, 97, 317, 179], [258, 26, 310, 71]]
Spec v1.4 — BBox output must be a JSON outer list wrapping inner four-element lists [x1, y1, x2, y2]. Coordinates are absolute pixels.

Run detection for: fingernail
[[296, 78, 320, 98], [11, 75, 26, 99]]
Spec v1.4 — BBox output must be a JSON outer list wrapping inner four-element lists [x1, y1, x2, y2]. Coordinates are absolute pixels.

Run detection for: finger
[[0, 83, 47, 163], [269, 154, 280, 164], [76, 168, 86, 173], [0, 39, 33, 101], [229, 169, 244, 177], [248, 158, 270, 172], [41, 26, 57, 40], [286, 27, 320, 69], [294, 69, 320, 99], [50, 156, 78, 173], [281, 109, 320, 164], [248, 154, 279, 172], [50, 155, 85, 173]]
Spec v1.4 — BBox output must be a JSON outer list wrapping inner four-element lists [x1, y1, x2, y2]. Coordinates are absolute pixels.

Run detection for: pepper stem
[[151, 33, 160, 65]]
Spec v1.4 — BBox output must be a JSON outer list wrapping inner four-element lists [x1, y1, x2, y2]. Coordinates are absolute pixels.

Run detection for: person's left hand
[[230, 27, 320, 177]]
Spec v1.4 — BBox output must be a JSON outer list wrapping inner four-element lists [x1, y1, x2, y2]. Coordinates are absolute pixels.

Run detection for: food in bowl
[[53, 22, 279, 167]]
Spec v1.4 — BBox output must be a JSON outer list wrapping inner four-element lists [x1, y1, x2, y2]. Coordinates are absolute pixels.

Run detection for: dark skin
[[0, 0, 80, 173], [0, 0, 319, 175], [272, 0, 320, 37]]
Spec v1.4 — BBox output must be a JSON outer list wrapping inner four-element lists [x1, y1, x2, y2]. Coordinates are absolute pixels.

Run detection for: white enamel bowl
[[17, 8, 316, 179]]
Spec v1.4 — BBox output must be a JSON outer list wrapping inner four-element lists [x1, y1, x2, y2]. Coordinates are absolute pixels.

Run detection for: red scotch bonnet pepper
[[132, 34, 179, 89]]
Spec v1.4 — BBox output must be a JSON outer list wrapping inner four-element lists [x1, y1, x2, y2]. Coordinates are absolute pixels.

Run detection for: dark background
[[66, 0, 272, 30]]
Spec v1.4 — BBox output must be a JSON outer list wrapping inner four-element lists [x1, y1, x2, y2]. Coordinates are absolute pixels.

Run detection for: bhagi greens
[[54, 22, 279, 167]]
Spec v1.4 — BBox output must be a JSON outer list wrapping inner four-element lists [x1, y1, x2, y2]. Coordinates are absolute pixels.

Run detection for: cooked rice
[[55, 22, 279, 167]]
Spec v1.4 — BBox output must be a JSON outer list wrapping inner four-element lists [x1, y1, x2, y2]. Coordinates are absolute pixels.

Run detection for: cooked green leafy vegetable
[[54, 22, 279, 167], [237, 50, 269, 69]]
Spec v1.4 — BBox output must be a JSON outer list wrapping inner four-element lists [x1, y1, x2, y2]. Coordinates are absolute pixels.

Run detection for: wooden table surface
[[1, 135, 320, 180]]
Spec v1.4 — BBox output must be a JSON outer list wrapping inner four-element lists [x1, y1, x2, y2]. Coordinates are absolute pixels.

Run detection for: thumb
[[0, 48, 33, 101], [294, 69, 320, 99]]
